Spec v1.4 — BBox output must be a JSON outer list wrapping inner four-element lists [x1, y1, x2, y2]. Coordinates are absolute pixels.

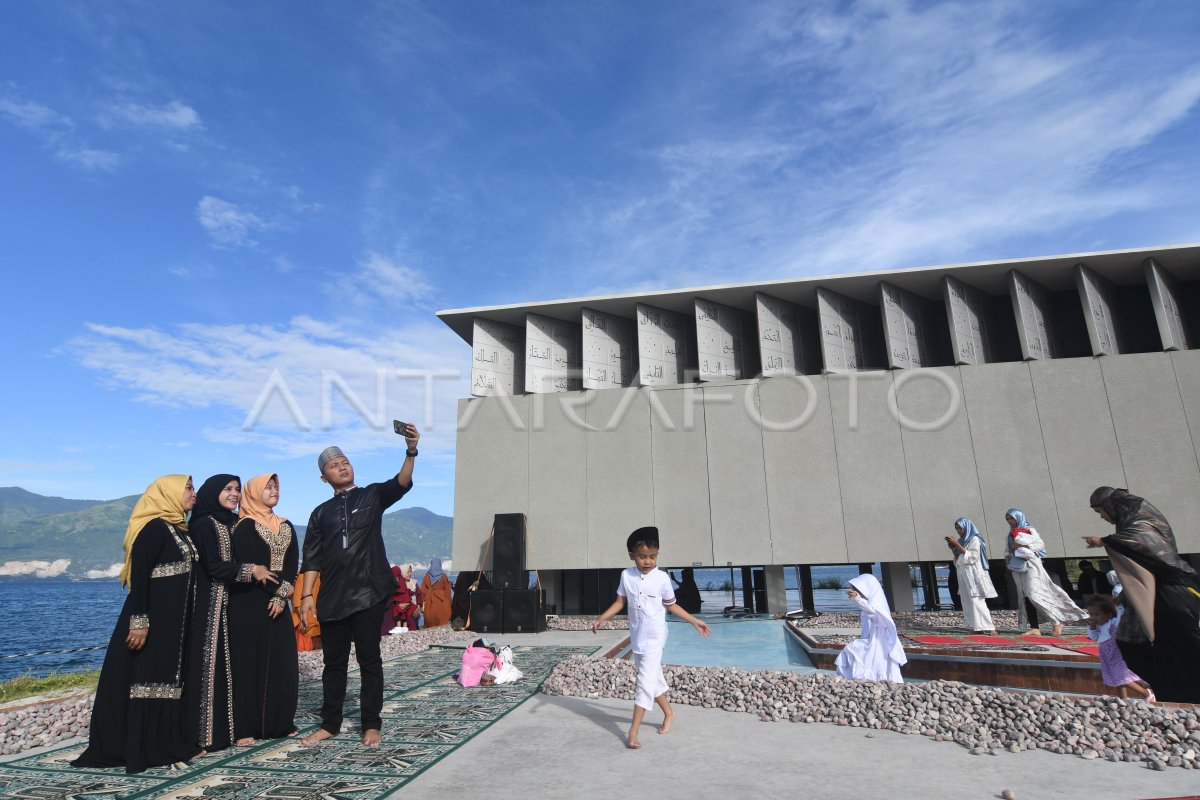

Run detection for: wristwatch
[[406, 448, 418, 457]]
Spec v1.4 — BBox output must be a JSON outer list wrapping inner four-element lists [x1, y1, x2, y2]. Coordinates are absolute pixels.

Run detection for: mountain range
[[0, 486, 453, 577]]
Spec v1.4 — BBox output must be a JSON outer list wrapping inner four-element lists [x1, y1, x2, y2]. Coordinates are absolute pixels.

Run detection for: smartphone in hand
[[393, 420, 411, 436]]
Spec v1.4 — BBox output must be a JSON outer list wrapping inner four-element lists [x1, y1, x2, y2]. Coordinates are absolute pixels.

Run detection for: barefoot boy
[[592, 526, 710, 749]]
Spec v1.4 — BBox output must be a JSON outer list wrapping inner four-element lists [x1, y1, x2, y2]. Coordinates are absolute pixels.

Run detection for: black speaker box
[[491, 569, 528, 590], [467, 589, 504, 634], [493, 513, 526, 575], [503, 588, 547, 633]]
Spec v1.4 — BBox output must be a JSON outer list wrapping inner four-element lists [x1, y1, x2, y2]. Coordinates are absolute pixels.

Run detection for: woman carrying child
[[1003, 508, 1085, 636], [1086, 595, 1153, 701]]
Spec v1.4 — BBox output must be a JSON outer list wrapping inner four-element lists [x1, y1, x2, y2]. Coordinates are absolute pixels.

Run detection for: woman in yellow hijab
[[73, 475, 205, 773]]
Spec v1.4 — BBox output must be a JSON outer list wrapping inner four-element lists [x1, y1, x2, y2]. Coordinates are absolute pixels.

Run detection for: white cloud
[[167, 262, 216, 278], [0, 96, 70, 129], [196, 196, 267, 248], [106, 100, 202, 130], [85, 563, 123, 579], [67, 316, 470, 461], [347, 252, 434, 305], [0, 91, 123, 173], [562, 0, 1200, 292], [55, 145, 121, 172]]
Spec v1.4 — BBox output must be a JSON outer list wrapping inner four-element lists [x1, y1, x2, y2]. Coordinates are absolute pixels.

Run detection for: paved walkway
[[3, 629, 1195, 800]]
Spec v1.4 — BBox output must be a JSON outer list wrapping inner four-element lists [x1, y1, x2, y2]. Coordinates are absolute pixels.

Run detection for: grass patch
[[814, 576, 845, 590], [0, 670, 99, 704]]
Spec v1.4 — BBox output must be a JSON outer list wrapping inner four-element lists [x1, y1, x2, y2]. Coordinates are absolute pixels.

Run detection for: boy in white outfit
[[593, 527, 710, 749]]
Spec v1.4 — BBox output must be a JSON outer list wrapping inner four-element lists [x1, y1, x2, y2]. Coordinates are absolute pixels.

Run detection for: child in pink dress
[[1086, 596, 1153, 702]]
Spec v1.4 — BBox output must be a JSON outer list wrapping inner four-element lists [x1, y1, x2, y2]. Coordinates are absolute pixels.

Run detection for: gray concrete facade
[[441, 244, 1200, 571]]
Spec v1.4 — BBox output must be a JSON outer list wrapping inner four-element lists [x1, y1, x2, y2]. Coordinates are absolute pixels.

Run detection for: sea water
[[0, 579, 127, 681], [0, 565, 951, 679]]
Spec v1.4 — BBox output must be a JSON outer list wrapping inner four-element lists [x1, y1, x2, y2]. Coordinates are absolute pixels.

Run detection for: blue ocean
[[0, 578, 128, 681], [0, 566, 950, 680]]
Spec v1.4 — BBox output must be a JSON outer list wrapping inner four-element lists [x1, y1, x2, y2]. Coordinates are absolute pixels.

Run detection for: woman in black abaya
[[1086, 486, 1200, 703], [228, 473, 298, 743], [183, 474, 278, 753], [72, 475, 204, 773]]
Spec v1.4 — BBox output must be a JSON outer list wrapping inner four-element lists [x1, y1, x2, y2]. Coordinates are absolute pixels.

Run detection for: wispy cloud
[[104, 99, 202, 130], [557, 0, 1200, 293], [345, 251, 434, 306], [0, 96, 70, 129], [66, 316, 469, 460], [196, 195, 268, 248], [54, 145, 120, 172], [0, 89, 121, 172]]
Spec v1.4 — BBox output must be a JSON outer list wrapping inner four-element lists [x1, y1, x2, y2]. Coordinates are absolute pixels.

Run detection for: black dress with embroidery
[[72, 519, 200, 773], [182, 515, 253, 752], [228, 519, 299, 740]]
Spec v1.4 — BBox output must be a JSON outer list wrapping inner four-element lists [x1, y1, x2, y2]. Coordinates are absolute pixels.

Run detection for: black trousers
[[318, 599, 387, 735]]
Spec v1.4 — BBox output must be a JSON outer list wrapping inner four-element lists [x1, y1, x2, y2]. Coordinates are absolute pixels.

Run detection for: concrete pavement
[[403, 630, 1195, 800]]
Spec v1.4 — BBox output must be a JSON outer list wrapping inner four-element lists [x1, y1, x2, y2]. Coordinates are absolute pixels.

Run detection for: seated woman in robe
[[834, 573, 907, 683], [391, 564, 423, 631]]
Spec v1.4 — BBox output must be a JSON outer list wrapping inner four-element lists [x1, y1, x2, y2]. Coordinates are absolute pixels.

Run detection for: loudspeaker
[[491, 569, 528, 590], [503, 588, 546, 633], [493, 513, 526, 574], [467, 589, 504, 634]]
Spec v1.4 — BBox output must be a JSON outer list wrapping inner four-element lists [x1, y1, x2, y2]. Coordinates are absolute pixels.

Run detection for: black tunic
[[228, 519, 299, 739], [182, 515, 253, 751], [72, 519, 200, 773], [302, 478, 409, 622]]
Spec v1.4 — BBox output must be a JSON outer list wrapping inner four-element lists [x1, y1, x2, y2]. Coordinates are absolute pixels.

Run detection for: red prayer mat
[[966, 636, 1018, 645], [910, 635, 964, 645]]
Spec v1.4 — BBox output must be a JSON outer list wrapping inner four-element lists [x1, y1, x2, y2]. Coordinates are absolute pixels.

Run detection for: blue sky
[[2, 0, 1199, 523]]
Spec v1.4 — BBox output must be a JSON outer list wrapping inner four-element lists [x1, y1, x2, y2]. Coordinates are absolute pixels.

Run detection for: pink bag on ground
[[457, 644, 499, 687]]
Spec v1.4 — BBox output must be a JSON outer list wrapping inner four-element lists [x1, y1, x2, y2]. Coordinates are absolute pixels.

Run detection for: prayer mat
[[966, 635, 1017, 645], [910, 635, 962, 645], [0, 644, 593, 799]]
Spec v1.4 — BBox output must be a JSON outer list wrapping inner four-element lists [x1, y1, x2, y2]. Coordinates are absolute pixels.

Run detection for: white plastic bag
[[485, 645, 524, 684]]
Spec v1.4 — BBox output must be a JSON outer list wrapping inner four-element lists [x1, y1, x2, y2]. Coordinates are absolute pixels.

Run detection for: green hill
[[0, 495, 139, 572], [0, 487, 105, 525], [0, 488, 453, 576], [292, 506, 454, 568]]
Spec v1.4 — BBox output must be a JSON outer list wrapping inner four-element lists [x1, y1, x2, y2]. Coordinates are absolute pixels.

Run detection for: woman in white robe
[[834, 574, 906, 683], [1004, 508, 1086, 636], [946, 517, 997, 633]]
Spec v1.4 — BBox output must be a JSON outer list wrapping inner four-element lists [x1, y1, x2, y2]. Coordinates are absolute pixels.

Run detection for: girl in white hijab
[[834, 573, 907, 683]]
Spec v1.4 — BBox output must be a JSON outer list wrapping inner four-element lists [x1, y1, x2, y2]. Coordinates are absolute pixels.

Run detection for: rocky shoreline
[[1, 627, 473, 758], [542, 657, 1199, 770]]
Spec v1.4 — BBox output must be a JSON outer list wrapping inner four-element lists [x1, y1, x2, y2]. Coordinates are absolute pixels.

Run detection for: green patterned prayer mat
[[0, 644, 592, 799]]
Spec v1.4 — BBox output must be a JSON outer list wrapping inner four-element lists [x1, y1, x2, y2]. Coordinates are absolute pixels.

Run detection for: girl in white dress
[[834, 573, 906, 683]]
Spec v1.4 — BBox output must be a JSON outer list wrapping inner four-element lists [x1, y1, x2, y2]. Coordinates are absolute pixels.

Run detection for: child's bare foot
[[362, 729, 381, 748], [1020, 628, 1042, 637], [300, 729, 334, 746], [626, 733, 641, 749], [658, 708, 675, 734], [1050, 624, 1063, 637], [235, 737, 256, 747]]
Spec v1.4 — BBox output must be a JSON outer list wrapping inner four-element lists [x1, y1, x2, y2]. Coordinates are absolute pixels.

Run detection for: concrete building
[[437, 244, 1200, 614]]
